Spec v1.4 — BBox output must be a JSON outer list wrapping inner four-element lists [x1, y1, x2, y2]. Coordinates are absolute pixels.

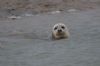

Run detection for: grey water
[[0, 9, 100, 66]]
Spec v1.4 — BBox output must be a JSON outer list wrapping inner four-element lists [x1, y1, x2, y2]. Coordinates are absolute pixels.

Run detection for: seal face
[[52, 23, 70, 40]]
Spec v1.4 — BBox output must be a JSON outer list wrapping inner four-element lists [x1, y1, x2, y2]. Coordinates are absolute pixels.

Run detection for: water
[[0, 9, 100, 66]]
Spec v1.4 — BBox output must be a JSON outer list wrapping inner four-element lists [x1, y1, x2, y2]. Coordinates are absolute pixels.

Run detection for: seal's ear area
[[54, 26, 58, 30], [53, 24, 59, 29], [61, 26, 65, 29]]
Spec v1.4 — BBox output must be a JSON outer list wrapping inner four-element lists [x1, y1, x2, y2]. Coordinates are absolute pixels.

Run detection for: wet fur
[[52, 23, 69, 40]]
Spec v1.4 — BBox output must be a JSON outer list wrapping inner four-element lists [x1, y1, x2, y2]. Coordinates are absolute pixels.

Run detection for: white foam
[[68, 9, 77, 12], [24, 13, 33, 17], [51, 11, 61, 14], [8, 16, 22, 19]]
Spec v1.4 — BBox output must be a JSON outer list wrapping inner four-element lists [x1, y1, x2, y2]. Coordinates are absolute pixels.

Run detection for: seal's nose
[[58, 29, 62, 32]]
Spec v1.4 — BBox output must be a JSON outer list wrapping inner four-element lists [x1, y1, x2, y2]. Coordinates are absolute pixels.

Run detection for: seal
[[52, 23, 70, 40]]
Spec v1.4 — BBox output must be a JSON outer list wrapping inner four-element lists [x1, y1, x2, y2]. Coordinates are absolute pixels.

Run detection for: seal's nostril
[[58, 30, 62, 32]]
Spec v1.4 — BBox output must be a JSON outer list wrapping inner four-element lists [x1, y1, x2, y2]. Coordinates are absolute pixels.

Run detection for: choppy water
[[0, 9, 100, 66]]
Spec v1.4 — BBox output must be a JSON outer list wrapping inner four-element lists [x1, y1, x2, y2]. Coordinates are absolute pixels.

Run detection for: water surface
[[0, 10, 100, 66]]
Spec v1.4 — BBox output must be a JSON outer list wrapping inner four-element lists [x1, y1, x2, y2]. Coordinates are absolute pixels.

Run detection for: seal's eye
[[61, 26, 65, 29], [54, 26, 58, 30]]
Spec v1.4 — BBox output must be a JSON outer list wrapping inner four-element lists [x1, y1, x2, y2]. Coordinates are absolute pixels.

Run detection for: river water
[[0, 9, 100, 66]]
